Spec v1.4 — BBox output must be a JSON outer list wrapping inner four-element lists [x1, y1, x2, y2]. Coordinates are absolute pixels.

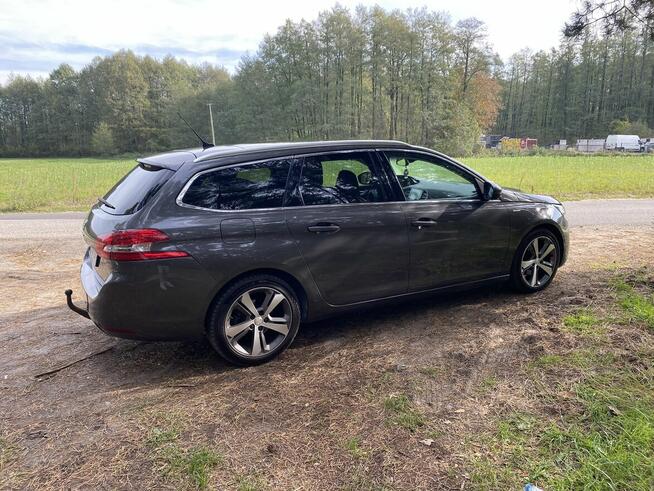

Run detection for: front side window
[[181, 159, 293, 210], [295, 153, 388, 206], [386, 152, 479, 201]]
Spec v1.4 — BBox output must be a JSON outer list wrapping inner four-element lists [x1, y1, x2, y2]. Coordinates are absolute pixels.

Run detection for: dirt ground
[[1, 221, 653, 490]]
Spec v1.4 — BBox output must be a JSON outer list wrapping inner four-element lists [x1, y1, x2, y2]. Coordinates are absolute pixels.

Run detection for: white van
[[605, 134, 641, 152]]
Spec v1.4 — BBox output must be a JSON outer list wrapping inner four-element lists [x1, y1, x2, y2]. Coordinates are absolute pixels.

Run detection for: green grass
[[463, 154, 654, 201], [531, 350, 614, 370], [235, 474, 267, 491], [612, 278, 654, 329], [146, 419, 222, 489], [345, 437, 368, 459], [0, 157, 134, 212], [1, 153, 653, 212], [562, 309, 606, 338], [471, 273, 654, 490], [472, 353, 654, 490], [383, 394, 425, 432], [478, 375, 499, 394]]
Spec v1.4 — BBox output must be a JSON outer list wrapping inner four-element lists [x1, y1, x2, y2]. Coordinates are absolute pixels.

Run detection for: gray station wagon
[[66, 140, 569, 365]]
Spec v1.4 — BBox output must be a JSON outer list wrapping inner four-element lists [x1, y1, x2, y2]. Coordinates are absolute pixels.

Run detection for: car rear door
[[284, 151, 409, 305], [380, 151, 510, 291]]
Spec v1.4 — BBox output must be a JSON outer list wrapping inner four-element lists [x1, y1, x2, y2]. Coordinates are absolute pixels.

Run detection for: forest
[[1, 4, 653, 157]]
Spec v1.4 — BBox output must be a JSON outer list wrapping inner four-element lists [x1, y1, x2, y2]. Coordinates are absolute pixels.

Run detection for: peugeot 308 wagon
[[66, 140, 569, 365]]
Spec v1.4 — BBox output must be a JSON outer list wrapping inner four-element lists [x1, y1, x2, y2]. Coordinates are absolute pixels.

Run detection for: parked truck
[[605, 134, 641, 152]]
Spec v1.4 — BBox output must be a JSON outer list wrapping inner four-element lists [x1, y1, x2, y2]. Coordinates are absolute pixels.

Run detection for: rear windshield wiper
[[97, 197, 115, 209]]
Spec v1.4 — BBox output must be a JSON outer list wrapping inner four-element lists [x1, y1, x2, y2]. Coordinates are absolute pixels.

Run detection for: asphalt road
[[0, 199, 652, 227], [562, 199, 654, 227]]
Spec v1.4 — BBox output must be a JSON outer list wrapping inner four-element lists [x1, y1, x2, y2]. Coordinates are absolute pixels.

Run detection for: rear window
[[101, 164, 173, 215]]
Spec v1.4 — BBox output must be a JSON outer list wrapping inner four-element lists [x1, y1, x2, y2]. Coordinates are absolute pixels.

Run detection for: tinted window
[[386, 152, 479, 201], [102, 164, 173, 215], [182, 159, 292, 210], [295, 153, 388, 206]]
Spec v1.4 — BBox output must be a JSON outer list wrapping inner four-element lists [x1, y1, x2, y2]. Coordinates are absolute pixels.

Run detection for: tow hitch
[[65, 289, 90, 319]]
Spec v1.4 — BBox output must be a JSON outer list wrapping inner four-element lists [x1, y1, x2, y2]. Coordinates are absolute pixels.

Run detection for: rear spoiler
[[137, 150, 197, 171]]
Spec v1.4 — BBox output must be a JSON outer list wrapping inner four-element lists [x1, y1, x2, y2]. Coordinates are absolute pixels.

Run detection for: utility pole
[[206, 103, 216, 145]]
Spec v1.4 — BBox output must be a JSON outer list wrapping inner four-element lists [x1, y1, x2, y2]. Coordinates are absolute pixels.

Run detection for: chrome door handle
[[307, 223, 341, 234], [410, 218, 437, 228]]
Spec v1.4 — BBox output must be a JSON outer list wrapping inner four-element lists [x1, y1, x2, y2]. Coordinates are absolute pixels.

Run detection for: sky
[[0, 0, 579, 84]]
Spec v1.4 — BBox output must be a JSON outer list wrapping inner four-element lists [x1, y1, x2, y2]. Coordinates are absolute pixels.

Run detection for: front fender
[[508, 204, 569, 269]]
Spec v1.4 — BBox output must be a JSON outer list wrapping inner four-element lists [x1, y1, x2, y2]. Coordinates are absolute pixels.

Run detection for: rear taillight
[[95, 229, 188, 261]]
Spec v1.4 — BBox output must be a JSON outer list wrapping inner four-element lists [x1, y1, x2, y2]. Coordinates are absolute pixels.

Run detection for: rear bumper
[[78, 248, 216, 341]]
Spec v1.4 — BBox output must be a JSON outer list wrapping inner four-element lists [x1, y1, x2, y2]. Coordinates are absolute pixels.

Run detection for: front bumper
[[559, 214, 570, 267], [68, 247, 217, 341]]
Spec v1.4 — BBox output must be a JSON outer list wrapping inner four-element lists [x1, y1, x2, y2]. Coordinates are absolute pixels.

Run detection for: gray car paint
[[79, 140, 569, 341]]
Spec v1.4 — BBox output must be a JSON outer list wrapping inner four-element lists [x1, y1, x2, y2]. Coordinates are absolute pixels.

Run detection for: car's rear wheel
[[510, 229, 560, 293], [207, 274, 301, 365]]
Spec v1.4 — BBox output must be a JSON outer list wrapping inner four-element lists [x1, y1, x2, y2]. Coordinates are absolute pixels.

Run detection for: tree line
[[0, 6, 499, 157], [497, 23, 654, 143], [2, 4, 653, 158]]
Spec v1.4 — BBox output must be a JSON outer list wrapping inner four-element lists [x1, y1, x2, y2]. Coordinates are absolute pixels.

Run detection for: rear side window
[[102, 164, 173, 215], [181, 159, 293, 211], [293, 152, 389, 206]]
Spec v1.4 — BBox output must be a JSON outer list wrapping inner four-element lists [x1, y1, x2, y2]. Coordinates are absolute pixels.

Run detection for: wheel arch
[[520, 221, 565, 266], [204, 268, 309, 331]]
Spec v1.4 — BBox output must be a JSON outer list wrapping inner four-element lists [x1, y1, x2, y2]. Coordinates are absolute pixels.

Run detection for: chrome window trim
[[175, 148, 492, 213]]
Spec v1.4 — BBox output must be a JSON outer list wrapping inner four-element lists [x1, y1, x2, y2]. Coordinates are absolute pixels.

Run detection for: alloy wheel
[[224, 287, 292, 358], [520, 236, 557, 288]]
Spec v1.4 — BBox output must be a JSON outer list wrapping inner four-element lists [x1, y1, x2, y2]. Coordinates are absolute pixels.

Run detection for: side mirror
[[483, 181, 502, 201]]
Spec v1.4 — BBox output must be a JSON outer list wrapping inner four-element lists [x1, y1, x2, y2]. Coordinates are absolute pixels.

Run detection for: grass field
[[0, 154, 653, 212], [466, 154, 654, 200], [0, 158, 135, 213]]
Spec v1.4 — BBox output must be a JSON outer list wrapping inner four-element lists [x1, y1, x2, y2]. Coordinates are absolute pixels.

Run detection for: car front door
[[381, 151, 510, 291], [284, 151, 409, 305]]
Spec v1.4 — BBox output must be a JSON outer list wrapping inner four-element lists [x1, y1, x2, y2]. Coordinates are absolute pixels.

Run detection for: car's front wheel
[[510, 229, 560, 293], [207, 274, 301, 366]]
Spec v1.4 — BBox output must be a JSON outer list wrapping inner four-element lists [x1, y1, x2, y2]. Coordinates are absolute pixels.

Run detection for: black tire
[[207, 274, 301, 366], [510, 228, 560, 293]]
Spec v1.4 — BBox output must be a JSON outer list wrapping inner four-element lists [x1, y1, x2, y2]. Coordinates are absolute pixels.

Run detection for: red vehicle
[[520, 138, 538, 150]]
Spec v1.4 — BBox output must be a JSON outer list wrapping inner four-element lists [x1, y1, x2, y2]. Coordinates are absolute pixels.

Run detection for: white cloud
[[0, 0, 579, 83]]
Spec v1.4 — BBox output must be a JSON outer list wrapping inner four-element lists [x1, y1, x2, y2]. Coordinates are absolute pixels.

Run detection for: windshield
[[101, 164, 173, 215]]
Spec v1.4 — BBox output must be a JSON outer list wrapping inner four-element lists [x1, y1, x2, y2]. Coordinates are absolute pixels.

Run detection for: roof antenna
[[177, 112, 214, 150]]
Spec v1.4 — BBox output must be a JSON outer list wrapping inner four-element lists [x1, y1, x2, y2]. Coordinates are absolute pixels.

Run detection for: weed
[[345, 437, 368, 459], [384, 394, 425, 432]]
